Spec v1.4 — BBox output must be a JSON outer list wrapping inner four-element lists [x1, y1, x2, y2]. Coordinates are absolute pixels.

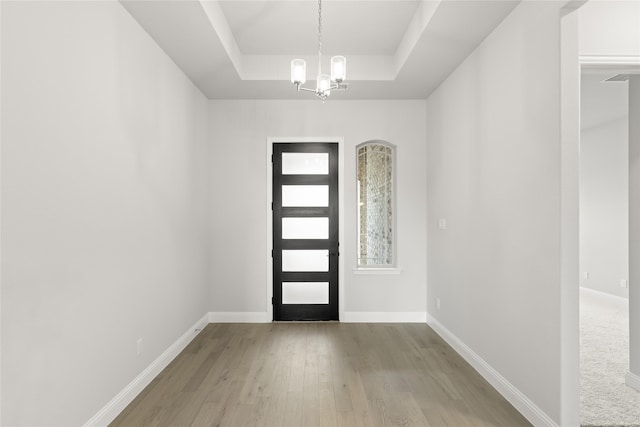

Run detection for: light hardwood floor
[[110, 323, 531, 426]]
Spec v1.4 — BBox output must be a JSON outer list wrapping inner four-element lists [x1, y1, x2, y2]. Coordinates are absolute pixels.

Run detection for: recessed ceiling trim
[[394, 0, 441, 75], [243, 55, 394, 81], [604, 74, 631, 82], [199, 0, 244, 76]]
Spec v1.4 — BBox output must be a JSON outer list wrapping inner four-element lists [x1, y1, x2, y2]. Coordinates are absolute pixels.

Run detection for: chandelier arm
[[298, 86, 318, 93]]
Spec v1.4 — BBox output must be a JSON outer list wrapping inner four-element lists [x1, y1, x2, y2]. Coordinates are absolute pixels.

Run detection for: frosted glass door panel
[[282, 153, 329, 175], [282, 250, 329, 272], [282, 185, 328, 207], [282, 217, 329, 239], [282, 282, 329, 304]]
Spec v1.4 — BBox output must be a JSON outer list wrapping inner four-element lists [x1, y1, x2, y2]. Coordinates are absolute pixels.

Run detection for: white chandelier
[[290, 0, 347, 101]]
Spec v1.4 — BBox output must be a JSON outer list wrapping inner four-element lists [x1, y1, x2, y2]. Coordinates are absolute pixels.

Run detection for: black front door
[[272, 143, 339, 321]]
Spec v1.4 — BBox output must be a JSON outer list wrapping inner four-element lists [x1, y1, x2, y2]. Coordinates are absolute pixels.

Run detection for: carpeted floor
[[580, 287, 640, 427]]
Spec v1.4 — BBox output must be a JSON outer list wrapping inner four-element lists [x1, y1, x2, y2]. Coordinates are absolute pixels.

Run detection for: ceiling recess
[[605, 74, 631, 82]]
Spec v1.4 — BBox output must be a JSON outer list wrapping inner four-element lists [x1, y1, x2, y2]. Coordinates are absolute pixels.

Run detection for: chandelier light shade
[[290, 0, 348, 101], [330, 56, 346, 82], [318, 73, 331, 95], [291, 59, 306, 85]]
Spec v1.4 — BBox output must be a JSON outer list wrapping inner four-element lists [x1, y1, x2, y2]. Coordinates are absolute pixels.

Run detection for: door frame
[[266, 137, 345, 321], [561, 4, 640, 422]]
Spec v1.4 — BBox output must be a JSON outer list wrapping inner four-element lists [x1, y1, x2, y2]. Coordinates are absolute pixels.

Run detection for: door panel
[[282, 217, 329, 239], [282, 152, 329, 175], [282, 282, 329, 304], [281, 185, 329, 207], [273, 143, 339, 321], [281, 249, 329, 272]]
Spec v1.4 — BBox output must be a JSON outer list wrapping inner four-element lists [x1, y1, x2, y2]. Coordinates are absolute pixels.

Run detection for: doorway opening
[[579, 71, 638, 426], [266, 138, 345, 321]]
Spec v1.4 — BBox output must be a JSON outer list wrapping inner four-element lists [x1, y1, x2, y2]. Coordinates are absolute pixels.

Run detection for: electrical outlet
[[436, 298, 441, 310], [620, 279, 628, 289], [137, 338, 144, 356], [438, 219, 447, 230]]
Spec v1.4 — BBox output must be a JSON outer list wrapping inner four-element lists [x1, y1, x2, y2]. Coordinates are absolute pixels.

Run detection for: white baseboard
[[427, 314, 557, 427], [580, 286, 628, 304], [207, 311, 428, 323], [208, 311, 270, 323], [343, 311, 427, 323], [626, 370, 640, 391], [83, 313, 209, 427]]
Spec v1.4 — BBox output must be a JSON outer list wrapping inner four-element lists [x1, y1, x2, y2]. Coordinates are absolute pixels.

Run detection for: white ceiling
[[220, 1, 422, 55], [120, 0, 521, 100]]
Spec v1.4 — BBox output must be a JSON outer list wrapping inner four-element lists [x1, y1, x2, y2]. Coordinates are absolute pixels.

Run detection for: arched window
[[357, 141, 395, 267]]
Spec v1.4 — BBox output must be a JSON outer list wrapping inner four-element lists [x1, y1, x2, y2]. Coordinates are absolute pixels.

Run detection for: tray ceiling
[[120, 0, 520, 99]]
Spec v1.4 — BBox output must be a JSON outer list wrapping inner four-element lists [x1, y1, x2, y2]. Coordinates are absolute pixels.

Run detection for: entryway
[[271, 142, 339, 321]]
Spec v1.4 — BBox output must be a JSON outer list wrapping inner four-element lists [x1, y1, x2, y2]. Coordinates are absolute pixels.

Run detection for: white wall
[[579, 0, 640, 57], [208, 100, 427, 318], [426, 2, 567, 424], [1, 2, 4, 422], [580, 74, 629, 297], [629, 75, 640, 383], [1, 2, 210, 425]]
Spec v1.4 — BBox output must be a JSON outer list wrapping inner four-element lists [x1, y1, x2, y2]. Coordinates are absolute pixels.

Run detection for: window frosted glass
[[282, 153, 329, 175], [282, 217, 329, 239], [282, 282, 329, 304], [282, 185, 329, 207], [282, 250, 329, 272], [357, 143, 394, 266]]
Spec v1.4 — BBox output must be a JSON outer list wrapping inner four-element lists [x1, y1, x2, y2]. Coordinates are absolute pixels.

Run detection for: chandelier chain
[[318, 0, 322, 77]]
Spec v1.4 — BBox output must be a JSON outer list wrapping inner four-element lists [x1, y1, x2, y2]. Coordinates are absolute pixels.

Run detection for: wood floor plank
[[319, 381, 338, 427], [263, 392, 287, 427], [331, 356, 355, 414], [302, 343, 320, 427], [282, 391, 303, 427], [210, 380, 247, 427], [110, 323, 532, 427]]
